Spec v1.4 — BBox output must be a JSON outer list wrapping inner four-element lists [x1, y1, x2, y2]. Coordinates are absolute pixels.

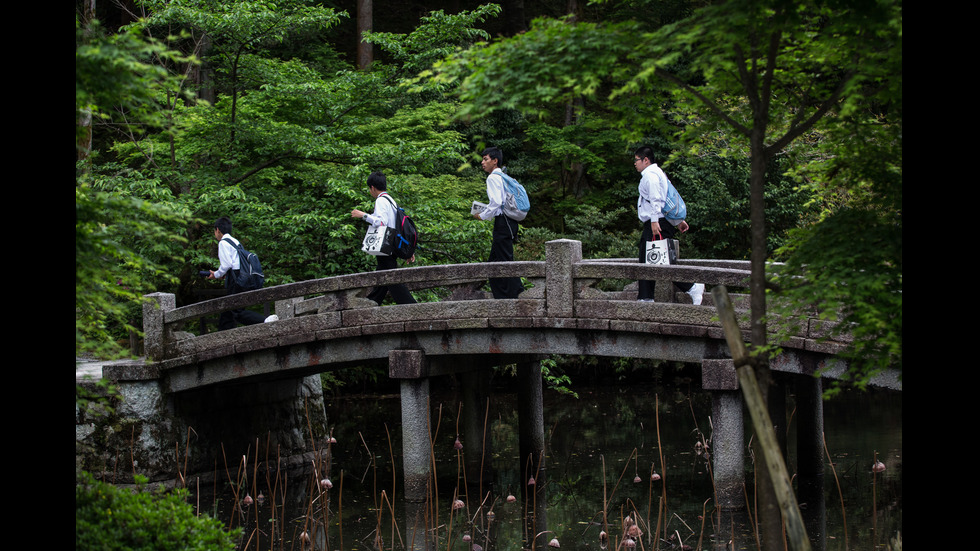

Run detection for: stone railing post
[[142, 292, 175, 361], [275, 297, 303, 320], [545, 239, 582, 318]]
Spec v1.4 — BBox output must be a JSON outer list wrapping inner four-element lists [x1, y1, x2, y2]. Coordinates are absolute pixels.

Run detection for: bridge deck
[[127, 240, 869, 392]]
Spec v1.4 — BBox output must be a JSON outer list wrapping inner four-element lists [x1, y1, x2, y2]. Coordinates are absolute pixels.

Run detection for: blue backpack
[[662, 173, 687, 222], [498, 172, 531, 222]]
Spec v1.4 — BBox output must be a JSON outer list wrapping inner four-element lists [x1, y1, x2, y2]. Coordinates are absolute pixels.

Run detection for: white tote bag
[[645, 238, 678, 265], [645, 238, 670, 265], [362, 225, 397, 256]]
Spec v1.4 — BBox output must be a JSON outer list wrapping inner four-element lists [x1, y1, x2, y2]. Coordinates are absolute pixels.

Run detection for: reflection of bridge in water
[[82, 239, 899, 549]]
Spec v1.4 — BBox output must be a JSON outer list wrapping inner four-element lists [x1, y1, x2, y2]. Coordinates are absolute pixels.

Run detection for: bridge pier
[[796, 374, 827, 548], [702, 359, 745, 510], [460, 369, 492, 486], [390, 350, 435, 551], [517, 360, 548, 547]]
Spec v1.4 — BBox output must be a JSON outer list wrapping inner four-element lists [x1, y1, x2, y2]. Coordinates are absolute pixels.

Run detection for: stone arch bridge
[[81, 239, 897, 528]]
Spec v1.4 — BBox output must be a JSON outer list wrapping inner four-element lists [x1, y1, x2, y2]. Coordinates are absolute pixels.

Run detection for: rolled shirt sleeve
[[214, 236, 240, 278], [363, 193, 397, 227], [637, 164, 667, 222], [480, 170, 506, 221]]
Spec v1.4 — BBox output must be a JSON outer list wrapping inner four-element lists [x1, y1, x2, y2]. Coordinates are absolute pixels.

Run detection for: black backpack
[[381, 195, 418, 260], [222, 237, 265, 290]]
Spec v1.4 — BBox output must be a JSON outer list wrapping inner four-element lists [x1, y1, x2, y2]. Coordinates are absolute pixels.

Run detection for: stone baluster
[[545, 239, 582, 318], [142, 292, 176, 361]]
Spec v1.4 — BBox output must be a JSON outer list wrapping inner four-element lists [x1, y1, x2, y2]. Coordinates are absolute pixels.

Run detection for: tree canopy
[[433, 0, 902, 387], [77, 0, 901, 393]]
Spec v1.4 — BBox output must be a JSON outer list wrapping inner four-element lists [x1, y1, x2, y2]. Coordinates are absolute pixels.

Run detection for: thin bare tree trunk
[[560, 0, 585, 197], [503, 0, 526, 34], [77, 0, 97, 161], [357, 0, 373, 70]]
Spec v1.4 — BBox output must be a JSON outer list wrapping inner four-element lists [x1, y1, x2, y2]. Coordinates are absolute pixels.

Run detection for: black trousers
[[637, 218, 693, 300], [218, 274, 266, 330], [488, 215, 523, 299], [367, 255, 417, 305]]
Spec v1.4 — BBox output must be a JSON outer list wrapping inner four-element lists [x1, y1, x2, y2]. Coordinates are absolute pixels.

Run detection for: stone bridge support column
[[460, 369, 492, 487], [390, 350, 434, 551], [702, 359, 745, 511], [517, 360, 547, 547], [796, 373, 826, 548], [796, 375, 824, 478]]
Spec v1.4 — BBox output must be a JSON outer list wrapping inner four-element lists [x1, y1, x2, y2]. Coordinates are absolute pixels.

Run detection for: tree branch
[[227, 154, 355, 185], [759, 23, 782, 120], [654, 68, 751, 137], [767, 71, 854, 155]]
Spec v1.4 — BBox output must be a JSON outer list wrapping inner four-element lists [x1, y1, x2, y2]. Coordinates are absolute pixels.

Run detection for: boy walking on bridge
[[351, 171, 418, 305], [634, 145, 704, 305], [473, 146, 524, 299], [208, 217, 274, 330]]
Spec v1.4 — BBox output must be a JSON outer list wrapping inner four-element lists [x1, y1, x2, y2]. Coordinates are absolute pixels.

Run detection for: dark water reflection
[[209, 372, 901, 550]]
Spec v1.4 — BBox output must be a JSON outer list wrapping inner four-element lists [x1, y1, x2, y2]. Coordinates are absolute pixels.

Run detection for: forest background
[[76, 0, 902, 390]]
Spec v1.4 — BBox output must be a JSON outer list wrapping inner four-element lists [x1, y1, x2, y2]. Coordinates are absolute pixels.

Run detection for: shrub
[[76, 472, 238, 551]]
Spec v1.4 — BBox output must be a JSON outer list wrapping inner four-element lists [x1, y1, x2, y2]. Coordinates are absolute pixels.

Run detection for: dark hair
[[214, 216, 233, 235], [634, 145, 656, 163], [481, 146, 503, 165], [367, 171, 387, 191]]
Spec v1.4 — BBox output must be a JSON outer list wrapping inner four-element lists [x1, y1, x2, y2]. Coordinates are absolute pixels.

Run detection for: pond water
[[203, 367, 902, 550]]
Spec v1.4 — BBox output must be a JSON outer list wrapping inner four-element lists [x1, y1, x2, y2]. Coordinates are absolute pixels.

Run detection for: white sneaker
[[687, 283, 704, 306], [637, 298, 655, 303], [264, 314, 279, 323]]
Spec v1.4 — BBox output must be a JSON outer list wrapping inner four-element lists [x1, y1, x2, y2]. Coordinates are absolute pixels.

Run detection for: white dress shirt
[[363, 192, 398, 228], [479, 169, 506, 221], [637, 163, 668, 222], [214, 234, 242, 278]]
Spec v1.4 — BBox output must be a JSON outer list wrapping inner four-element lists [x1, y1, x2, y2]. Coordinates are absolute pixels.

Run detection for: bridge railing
[[143, 239, 753, 361]]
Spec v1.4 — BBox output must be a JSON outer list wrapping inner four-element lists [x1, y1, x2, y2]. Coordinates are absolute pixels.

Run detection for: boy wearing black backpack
[[208, 216, 273, 330], [351, 171, 418, 305]]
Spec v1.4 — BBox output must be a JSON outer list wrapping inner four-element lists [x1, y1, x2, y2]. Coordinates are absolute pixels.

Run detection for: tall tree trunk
[[560, 0, 584, 198], [502, 0, 526, 34], [357, 0, 373, 70], [750, 120, 782, 549], [77, 0, 97, 161], [561, 98, 586, 197], [195, 33, 216, 106]]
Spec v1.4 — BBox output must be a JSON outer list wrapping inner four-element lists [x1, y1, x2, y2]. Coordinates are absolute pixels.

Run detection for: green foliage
[[76, 472, 238, 551], [432, 0, 902, 386], [771, 208, 901, 390], [769, 87, 902, 390], [76, 176, 191, 357], [433, 17, 640, 121], [82, 1, 506, 315], [77, 16, 194, 357], [76, 17, 193, 145], [366, 4, 501, 78], [137, 0, 344, 52], [541, 356, 579, 398], [667, 154, 814, 260]]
